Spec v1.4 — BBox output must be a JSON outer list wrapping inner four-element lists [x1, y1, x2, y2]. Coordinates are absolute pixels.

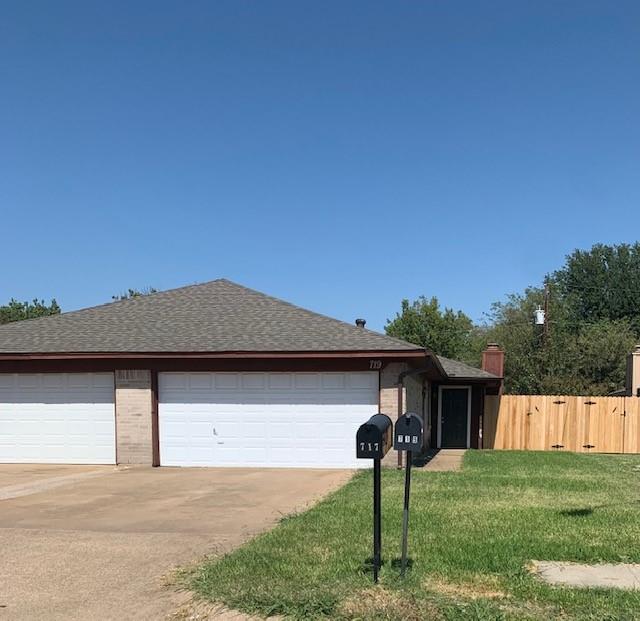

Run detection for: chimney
[[626, 344, 640, 397], [482, 343, 505, 378], [355, 318, 366, 328]]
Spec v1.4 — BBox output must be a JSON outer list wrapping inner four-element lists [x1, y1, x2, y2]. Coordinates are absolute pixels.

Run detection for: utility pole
[[543, 280, 550, 346]]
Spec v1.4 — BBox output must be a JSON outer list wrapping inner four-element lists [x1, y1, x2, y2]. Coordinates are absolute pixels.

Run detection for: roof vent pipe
[[355, 318, 366, 328]]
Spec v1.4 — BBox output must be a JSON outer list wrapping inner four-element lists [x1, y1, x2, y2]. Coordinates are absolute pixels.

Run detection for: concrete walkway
[[418, 449, 466, 472], [532, 561, 640, 590]]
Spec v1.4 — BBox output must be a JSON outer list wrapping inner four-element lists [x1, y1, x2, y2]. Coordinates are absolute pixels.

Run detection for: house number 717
[[360, 442, 379, 452]]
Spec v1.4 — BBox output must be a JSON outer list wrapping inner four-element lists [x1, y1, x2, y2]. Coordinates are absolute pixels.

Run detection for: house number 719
[[369, 360, 382, 370]]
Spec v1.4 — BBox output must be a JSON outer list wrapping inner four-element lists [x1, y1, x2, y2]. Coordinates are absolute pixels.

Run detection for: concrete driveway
[[0, 464, 352, 621]]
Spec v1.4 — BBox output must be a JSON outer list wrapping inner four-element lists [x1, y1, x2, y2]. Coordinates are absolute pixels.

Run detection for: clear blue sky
[[2, 1, 639, 332]]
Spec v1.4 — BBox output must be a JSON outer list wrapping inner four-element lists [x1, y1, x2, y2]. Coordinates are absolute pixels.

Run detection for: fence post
[[628, 345, 640, 397]]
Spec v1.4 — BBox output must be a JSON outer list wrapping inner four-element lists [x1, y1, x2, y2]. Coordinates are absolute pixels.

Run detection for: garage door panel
[[0, 392, 113, 405], [270, 422, 290, 436], [0, 373, 115, 464], [161, 374, 188, 390], [189, 420, 216, 436], [323, 447, 348, 461], [270, 447, 294, 462], [215, 374, 239, 389], [16, 375, 40, 389], [239, 447, 269, 460], [235, 424, 269, 438], [92, 374, 114, 388], [294, 447, 320, 460], [157, 420, 184, 436], [322, 422, 346, 438], [321, 374, 346, 389], [187, 374, 213, 390], [348, 373, 378, 390], [159, 391, 377, 407], [67, 374, 93, 389], [241, 374, 266, 389], [42, 374, 67, 389], [293, 374, 320, 390], [164, 447, 211, 465], [288, 436, 320, 449], [268, 374, 292, 389], [159, 372, 377, 468]]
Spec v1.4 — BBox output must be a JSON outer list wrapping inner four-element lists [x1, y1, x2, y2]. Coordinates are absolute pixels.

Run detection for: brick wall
[[115, 370, 153, 465], [405, 373, 429, 446], [380, 362, 407, 467], [628, 346, 640, 397]]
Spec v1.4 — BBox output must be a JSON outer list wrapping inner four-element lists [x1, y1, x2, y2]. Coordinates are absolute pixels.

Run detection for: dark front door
[[440, 387, 469, 448]]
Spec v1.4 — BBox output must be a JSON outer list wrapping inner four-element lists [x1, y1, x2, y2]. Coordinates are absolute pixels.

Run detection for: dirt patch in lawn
[[424, 574, 507, 600], [338, 587, 441, 621], [169, 596, 274, 621]]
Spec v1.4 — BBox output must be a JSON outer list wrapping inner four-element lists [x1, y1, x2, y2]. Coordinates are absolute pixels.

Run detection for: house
[[0, 280, 502, 468]]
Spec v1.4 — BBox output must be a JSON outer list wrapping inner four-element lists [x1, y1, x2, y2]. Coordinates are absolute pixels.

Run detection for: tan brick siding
[[380, 363, 407, 467], [378, 364, 430, 467], [404, 374, 429, 453], [115, 370, 153, 465], [629, 347, 640, 396], [405, 375, 422, 415]]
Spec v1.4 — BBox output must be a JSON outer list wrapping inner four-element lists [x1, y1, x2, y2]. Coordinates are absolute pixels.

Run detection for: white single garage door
[[0, 373, 115, 464], [159, 372, 379, 468]]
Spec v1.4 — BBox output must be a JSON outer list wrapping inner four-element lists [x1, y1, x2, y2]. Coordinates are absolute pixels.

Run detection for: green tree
[[0, 298, 61, 325], [390, 241, 640, 396], [112, 287, 158, 301], [385, 296, 474, 360], [481, 286, 636, 395], [568, 319, 636, 395], [480, 287, 548, 394], [555, 243, 640, 330]]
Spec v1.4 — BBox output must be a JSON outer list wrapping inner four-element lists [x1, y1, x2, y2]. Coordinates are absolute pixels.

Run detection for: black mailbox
[[393, 412, 423, 451], [356, 413, 393, 459]]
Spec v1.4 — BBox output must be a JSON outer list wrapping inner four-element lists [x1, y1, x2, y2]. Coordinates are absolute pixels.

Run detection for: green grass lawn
[[189, 452, 640, 620]]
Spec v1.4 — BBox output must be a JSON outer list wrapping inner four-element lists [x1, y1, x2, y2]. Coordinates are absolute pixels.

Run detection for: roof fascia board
[[0, 349, 428, 361]]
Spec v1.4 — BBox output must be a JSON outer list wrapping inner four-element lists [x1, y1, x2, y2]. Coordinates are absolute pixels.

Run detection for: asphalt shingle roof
[[437, 355, 499, 379], [0, 279, 424, 354]]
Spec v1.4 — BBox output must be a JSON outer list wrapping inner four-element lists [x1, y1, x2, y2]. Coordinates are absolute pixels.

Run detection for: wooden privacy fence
[[483, 395, 640, 454]]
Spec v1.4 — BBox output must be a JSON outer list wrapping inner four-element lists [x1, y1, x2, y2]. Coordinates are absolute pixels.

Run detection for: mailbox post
[[393, 412, 423, 577], [356, 413, 392, 583]]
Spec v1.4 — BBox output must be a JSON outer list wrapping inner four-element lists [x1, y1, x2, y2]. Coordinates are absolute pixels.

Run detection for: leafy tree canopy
[[0, 299, 61, 325], [555, 243, 640, 331], [387, 243, 640, 396], [385, 296, 474, 360], [112, 287, 158, 301], [481, 287, 636, 395]]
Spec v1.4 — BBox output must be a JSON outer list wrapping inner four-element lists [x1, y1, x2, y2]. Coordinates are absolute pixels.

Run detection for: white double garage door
[[0, 373, 116, 464], [0, 371, 378, 468]]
